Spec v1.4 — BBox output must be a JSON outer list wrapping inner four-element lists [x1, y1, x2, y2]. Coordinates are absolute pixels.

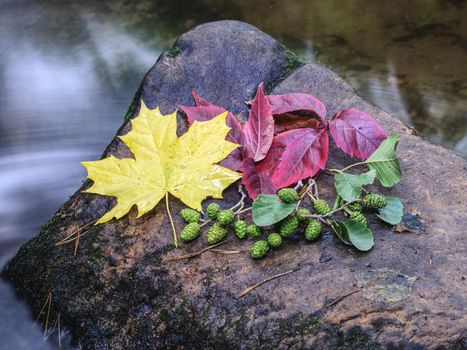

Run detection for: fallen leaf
[[273, 111, 322, 134], [357, 268, 417, 302], [328, 109, 386, 160], [252, 194, 296, 226], [82, 101, 242, 228], [256, 127, 329, 189], [240, 158, 276, 199], [364, 134, 402, 187], [179, 92, 227, 124], [334, 170, 376, 201], [267, 92, 327, 122], [243, 83, 274, 162], [394, 224, 412, 233]]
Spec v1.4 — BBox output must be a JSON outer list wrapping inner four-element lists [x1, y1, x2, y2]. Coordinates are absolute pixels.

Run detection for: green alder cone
[[277, 188, 299, 203], [206, 203, 220, 219], [251, 240, 270, 259], [217, 209, 235, 225], [348, 202, 363, 212], [234, 220, 248, 239], [279, 215, 299, 237], [313, 199, 331, 215], [180, 208, 200, 223], [246, 224, 263, 238], [180, 223, 201, 242], [305, 219, 322, 241], [296, 208, 311, 222], [206, 222, 228, 245], [363, 193, 387, 209], [267, 232, 283, 248], [350, 212, 368, 227]]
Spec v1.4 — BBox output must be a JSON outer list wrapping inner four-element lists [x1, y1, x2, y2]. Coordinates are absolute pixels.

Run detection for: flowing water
[[0, 0, 466, 348]]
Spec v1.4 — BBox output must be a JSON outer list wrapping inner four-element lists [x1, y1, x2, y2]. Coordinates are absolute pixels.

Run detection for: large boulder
[[3, 20, 466, 349]]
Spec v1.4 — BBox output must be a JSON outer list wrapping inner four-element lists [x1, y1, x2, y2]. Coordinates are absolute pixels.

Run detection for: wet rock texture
[[3, 21, 466, 349]]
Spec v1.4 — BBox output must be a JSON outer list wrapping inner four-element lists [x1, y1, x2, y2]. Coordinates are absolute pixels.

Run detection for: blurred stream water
[[0, 0, 465, 348]]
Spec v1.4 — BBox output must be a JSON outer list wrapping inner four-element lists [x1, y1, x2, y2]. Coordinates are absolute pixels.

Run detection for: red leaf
[[242, 84, 274, 162], [218, 114, 247, 171], [240, 158, 276, 199], [273, 112, 323, 134], [179, 104, 225, 126], [179, 92, 247, 171], [192, 90, 213, 107], [328, 109, 386, 160], [268, 93, 327, 121], [256, 128, 329, 189]]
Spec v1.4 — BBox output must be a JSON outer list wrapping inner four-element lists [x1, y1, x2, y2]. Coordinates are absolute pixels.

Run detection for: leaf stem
[[165, 193, 178, 248], [340, 161, 366, 172], [325, 168, 343, 174], [236, 206, 252, 215], [200, 219, 212, 227]]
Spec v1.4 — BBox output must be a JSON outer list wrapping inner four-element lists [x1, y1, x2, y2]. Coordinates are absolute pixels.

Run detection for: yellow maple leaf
[[82, 101, 242, 246]]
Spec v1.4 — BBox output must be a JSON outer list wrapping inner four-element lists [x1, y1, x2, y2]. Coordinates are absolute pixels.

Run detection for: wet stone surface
[[3, 20, 467, 349]]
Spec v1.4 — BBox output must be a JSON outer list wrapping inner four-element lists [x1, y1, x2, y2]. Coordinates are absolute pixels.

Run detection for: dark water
[[0, 0, 466, 348]]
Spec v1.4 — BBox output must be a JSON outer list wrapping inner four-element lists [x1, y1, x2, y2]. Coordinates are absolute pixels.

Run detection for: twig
[[209, 249, 242, 254], [325, 288, 361, 307], [35, 292, 52, 324], [307, 189, 317, 203], [200, 219, 212, 227], [36, 292, 53, 338], [57, 312, 61, 349], [294, 180, 304, 191], [55, 219, 98, 246], [73, 226, 81, 256], [163, 240, 229, 262], [44, 292, 52, 337], [230, 184, 247, 211], [303, 199, 360, 220], [237, 266, 301, 298], [44, 313, 58, 341], [295, 181, 312, 209], [308, 178, 319, 199]]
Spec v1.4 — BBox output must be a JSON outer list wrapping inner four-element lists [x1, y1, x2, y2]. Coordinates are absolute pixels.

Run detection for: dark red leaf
[[328, 109, 386, 160], [256, 128, 329, 189], [273, 111, 323, 134], [242, 83, 274, 162], [192, 90, 212, 107], [179, 104, 225, 125], [268, 93, 327, 121], [240, 158, 276, 199], [218, 114, 247, 171]]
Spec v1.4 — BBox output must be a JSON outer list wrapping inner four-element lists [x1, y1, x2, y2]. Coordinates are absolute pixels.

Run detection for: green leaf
[[344, 220, 374, 251], [332, 195, 343, 211], [377, 196, 403, 225], [364, 133, 402, 187], [252, 194, 296, 226], [331, 221, 351, 245], [334, 170, 376, 201]]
